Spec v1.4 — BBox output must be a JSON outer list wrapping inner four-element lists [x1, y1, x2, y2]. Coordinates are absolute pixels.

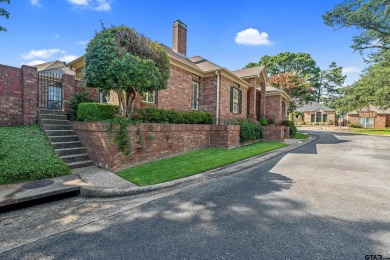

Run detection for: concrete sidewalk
[[0, 135, 316, 208]]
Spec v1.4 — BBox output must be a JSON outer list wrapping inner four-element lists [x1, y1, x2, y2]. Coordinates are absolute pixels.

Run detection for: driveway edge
[[80, 135, 318, 198]]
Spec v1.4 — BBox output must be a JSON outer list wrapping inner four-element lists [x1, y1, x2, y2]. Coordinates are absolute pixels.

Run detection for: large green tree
[[245, 52, 319, 112], [314, 62, 346, 107], [335, 60, 390, 112], [83, 25, 170, 118], [323, 0, 390, 58], [0, 0, 10, 32]]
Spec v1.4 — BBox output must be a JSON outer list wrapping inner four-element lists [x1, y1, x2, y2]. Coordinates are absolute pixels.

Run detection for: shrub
[[348, 123, 362, 128], [267, 118, 275, 125], [66, 92, 95, 120], [237, 119, 262, 143], [260, 116, 268, 126], [280, 119, 297, 136], [137, 107, 213, 124], [328, 119, 334, 125], [77, 103, 118, 121]]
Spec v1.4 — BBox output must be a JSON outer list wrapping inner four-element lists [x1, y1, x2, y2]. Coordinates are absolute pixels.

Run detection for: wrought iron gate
[[38, 71, 63, 110]]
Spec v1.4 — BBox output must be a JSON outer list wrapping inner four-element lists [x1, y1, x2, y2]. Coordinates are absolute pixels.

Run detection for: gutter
[[215, 70, 220, 125]]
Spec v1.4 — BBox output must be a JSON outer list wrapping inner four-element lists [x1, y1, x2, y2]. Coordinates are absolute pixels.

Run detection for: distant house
[[67, 20, 289, 124], [294, 102, 336, 125], [344, 106, 390, 129], [33, 60, 75, 76]]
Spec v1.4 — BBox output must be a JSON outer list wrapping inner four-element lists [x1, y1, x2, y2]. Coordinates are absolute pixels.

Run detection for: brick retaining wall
[[71, 122, 241, 170], [262, 125, 287, 142]]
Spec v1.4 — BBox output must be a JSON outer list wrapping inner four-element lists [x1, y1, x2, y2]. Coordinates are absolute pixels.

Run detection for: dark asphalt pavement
[[1, 131, 389, 259]]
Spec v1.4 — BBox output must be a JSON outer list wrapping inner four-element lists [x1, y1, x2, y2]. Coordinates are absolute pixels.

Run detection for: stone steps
[[38, 110, 93, 169]]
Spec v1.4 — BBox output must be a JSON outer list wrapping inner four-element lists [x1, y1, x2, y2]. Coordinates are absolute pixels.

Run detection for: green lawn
[[0, 125, 71, 185], [349, 128, 390, 136], [291, 132, 309, 139], [117, 141, 287, 186]]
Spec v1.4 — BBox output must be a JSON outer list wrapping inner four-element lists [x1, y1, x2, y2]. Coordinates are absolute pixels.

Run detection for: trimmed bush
[[237, 119, 262, 143], [260, 116, 268, 126], [66, 92, 94, 120], [280, 119, 297, 136], [348, 123, 362, 128], [77, 102, 118, 121], [137, 107, 213, 124]]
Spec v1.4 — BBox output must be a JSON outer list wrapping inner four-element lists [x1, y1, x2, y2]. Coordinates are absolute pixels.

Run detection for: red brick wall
[[156, 64, 193, 112], [386, 115, 390, 128], [263, 125, 286, 142], [259, 82, 266, 116], [201, 75, 218, 119], [72, 122, 241, 170], [245, 77, 257, 120], [375, 114, 386, 129], [173, 22, 187, 56], [265, 95, 282, 123], [0, 65, 23, 125], [219, 75, 247, 123], [210, 125, 240, 149]]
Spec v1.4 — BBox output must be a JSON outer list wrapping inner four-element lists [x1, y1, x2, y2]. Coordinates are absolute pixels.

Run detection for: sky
[[0, 0, 368, 85]]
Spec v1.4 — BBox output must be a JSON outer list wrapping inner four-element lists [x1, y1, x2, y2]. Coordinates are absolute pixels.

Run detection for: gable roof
[[189, 56, 221, 72], [296, 102, 334, 112], [347, 106, 390, 114], [33, 60, 75, 76], [232, 66, 265, 78]]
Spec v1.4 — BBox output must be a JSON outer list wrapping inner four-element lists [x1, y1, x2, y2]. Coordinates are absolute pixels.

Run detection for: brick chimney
[[172, 20, 187, 56]]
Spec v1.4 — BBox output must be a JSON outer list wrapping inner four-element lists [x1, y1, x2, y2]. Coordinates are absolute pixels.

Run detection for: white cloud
[[30, 0, 42, 7], [23, 60, 47, 66], [67, 0, 111, 11], [59, 55, 78, 63], [235, 28, 272, 46], [22, 49, 62, 59], [67, 0, 89, 6], [78, 40, 89, 45], [342, 66, 362, 75]]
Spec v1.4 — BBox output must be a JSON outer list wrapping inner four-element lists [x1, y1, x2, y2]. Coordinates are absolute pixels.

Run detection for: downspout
[[215, 70, 220, 125]]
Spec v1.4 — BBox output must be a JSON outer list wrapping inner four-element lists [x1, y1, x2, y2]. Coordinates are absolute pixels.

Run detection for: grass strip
[[349, 128, 390, 136], [117, 141, 287, 186], [291, 132, 309, 139], [0, 125, 71, 185]]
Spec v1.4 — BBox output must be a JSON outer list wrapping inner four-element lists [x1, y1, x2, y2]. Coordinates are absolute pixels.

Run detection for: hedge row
[[236, 119, 262, 143], [137, 107, 213, 124], [77, 103, 119, 121]]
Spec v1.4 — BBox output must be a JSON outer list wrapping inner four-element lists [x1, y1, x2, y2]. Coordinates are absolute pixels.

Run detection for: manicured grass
[[291, 132, 309, 139], [0, 125, 71, 185], [117, 141, 287, 186], [349, 128, 390, 136]]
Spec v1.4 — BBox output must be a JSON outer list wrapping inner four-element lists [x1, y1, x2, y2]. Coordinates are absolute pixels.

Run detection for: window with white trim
[[99, 91, 110, 103], [142, 91, 156, 104], [191, 74, 200, 110], [232, 87, 239, 113]]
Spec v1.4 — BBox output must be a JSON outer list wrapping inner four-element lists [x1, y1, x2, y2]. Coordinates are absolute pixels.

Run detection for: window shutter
[[230, 87, 233, 113], [155, 91, 158, 105], [238, 89, 242, 114]]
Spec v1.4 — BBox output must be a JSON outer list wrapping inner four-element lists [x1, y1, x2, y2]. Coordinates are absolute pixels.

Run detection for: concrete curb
[[80, 135, 318, 198]]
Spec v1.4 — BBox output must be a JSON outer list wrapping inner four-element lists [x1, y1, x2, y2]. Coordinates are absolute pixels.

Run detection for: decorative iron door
[[38, 71, 63, 110]]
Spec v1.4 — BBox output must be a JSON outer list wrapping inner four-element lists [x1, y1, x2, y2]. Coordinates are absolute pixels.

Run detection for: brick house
[[344, 106, 390, 128], [67, 20, 289, 124], [293, 102, 336, 125]]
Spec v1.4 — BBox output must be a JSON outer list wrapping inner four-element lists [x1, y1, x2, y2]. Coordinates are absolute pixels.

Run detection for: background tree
[[83, 25, 170, 118], [245, 52, 319, 112], [335, 61, 390, 112], [314, 62, 346, 107], [323, 0, 390, 59], [0, 0, 10, 32]]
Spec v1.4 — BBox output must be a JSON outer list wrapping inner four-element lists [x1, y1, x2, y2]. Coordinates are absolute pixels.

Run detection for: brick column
[[247, 78, 257, 120], [21, 65, 38, 124], [259, 82, 266, 116], [62, 74, 76, 112]]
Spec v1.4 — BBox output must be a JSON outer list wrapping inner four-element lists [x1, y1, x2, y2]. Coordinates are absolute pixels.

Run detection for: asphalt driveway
[[1, 131, 389, 259]]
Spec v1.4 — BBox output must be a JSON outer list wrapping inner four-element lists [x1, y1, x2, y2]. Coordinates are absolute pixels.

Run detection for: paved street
[[1, 131, 390, 259]]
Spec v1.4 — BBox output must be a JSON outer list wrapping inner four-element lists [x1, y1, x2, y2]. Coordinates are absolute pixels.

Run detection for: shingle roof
[[232, 66, 265, 78], [188, 56, 221, 72], [348, 106, 390, 114], [161, 44, 200, 71], [33, 60, 75, 76], [296, 102, 334, 112]]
